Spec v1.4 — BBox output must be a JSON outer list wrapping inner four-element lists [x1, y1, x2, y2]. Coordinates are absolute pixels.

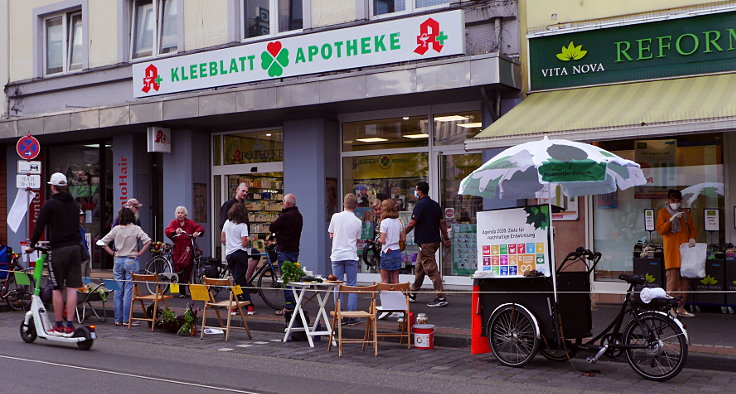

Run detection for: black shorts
[[48, 245, 82, 290]]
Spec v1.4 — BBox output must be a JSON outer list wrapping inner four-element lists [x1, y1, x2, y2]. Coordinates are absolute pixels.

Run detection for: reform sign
[[16, 135, 41, 160]]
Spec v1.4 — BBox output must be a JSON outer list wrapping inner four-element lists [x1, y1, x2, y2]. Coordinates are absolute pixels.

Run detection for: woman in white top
[[221, 203, 254, 315], [379, 199, 405, 284], [99, 207, 151, 326]]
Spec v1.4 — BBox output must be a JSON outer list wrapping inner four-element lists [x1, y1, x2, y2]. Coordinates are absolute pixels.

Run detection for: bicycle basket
[[202, 258, 222, 278]]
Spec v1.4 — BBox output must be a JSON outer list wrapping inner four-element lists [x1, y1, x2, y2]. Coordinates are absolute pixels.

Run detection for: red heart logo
[[267, 41, 282, 57]]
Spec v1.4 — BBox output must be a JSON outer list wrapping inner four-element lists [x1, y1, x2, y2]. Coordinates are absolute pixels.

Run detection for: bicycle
[[484, 247, 688, 381], [244, 242, 284, 311], [144, 242, 176, 294], [1, 251, 35, 311], [361, 235, 380, 273]]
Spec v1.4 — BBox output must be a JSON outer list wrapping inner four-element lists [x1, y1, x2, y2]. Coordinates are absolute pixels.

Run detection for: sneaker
[[64, 325, 76, 336], [346, 318, 362, 326], [125, 321, 141, 327], [230, 308, 238, 316], [48, 325, 65, 336], [378, 312, 390, 320], [427, 298, 448, 307], [408, 293, 416, 303], [341, 318, 350, 326], [247, 305, 255, 316], [677, 309, 695, 318]]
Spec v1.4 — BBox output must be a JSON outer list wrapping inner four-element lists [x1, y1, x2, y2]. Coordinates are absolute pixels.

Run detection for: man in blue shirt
[[404, 181, 451, 307]]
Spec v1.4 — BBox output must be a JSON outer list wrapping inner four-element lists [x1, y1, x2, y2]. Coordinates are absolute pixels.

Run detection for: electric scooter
[[20, 246, 95, 350]]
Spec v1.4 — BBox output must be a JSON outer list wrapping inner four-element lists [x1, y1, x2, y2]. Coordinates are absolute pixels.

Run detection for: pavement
[[8, 269, 735, 372]]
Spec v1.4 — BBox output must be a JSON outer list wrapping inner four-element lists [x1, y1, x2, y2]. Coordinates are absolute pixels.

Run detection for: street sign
[[16, 174, 41, 189], [16, 135, 41, 160], [17, 160, 42, 174]]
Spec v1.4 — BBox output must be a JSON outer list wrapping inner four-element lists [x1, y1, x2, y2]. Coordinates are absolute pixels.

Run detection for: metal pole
[[548, 185, 558, 303]]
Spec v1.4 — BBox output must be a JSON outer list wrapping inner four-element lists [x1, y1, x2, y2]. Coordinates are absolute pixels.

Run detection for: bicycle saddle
[[618, 274, 645, 285]]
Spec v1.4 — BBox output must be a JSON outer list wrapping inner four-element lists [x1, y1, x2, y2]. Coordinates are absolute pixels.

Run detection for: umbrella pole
[[548, 186, 558, 303]]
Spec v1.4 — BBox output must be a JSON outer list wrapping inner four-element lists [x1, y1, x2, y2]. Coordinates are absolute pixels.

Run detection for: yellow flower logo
[[700, 275, 718, 285], [556, 41, 588, 61]]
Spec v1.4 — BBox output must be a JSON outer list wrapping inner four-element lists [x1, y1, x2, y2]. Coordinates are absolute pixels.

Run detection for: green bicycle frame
[[33, 252, 46, 296]]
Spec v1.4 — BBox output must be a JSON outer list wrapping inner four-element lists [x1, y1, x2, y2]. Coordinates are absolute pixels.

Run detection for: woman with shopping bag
[[656, 189, 698, 317]]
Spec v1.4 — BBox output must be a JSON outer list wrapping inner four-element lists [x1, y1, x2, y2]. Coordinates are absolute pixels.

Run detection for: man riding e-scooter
[[25, 172, 83, 336]]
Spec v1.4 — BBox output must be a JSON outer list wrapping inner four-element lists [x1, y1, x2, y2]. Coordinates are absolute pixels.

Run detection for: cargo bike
[[459, 137, 689, 381], [477, 246, 689, 381]]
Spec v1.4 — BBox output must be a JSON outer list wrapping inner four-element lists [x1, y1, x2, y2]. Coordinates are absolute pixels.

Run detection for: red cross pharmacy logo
[[141, 64, 162, 93], [414, 18, 448, 55]]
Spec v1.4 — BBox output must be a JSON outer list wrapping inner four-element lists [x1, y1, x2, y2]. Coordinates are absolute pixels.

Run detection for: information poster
[[476, 205, 551, 278], [704, 209, 719, 231]]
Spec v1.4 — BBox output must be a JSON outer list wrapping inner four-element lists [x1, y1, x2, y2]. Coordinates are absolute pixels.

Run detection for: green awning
[[466, 73, 736, 149]]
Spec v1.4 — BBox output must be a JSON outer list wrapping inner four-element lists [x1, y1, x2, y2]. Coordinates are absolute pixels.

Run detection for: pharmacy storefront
[[467, 9, 736, 293], [128, 9, 519, 278]]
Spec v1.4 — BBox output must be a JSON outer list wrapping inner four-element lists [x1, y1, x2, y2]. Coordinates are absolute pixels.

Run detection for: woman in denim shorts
[[378, 199, 405, 284]]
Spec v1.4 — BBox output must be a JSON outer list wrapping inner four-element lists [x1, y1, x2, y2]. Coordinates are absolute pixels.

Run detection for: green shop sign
[[528, 11, 736, 90]]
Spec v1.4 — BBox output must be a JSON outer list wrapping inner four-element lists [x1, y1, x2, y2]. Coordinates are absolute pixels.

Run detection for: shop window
[[433, 111, 483, 146], [43, 10, 83, 75], [342, 153, 429, 273], [372, 0, 452, 16], [222, 130, 283, 165], [241, 0, 303, 40], [342, 116, 429, 152], [131, 0, 179, 59], [592, 135, 724, 282]]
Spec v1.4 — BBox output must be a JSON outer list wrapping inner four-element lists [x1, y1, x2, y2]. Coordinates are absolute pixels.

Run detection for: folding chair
[[328, 284, 378, 357], [375, 282, 411, 349], [200, 277, 252, 342], [129, 273, 173, 331]]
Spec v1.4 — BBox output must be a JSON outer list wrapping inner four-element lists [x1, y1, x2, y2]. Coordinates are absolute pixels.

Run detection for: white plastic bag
[[679, 243, 706, 278]]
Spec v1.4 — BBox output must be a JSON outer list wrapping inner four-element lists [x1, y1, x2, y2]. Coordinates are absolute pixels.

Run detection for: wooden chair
[[200, 277, 252, 342], [328, 284, 378, 357], [375, 282, 412, 349], [129, 273, 173, 331]]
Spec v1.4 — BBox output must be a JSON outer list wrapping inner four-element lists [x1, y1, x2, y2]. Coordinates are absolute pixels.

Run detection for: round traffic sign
[[16, 135, 41, 160]]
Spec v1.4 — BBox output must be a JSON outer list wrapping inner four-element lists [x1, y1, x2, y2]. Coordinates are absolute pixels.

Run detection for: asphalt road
[[0, 321, 553, 394]]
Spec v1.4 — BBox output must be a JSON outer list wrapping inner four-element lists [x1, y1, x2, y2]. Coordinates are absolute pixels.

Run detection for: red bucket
[[412, 324, 435, 349]]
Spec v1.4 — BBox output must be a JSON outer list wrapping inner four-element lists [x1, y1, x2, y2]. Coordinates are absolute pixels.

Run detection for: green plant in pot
[[157, 307, 182, 333], [281, 261, 305, 285]]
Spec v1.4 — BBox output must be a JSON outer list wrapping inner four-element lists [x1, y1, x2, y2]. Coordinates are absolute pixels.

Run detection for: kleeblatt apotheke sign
[[133, 10, 464, 97], [529, 10, 736, 90]]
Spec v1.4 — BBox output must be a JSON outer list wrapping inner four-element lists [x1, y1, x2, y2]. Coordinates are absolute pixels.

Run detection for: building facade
[[469, 0, 736, 294], [1, 0, 521, 283]]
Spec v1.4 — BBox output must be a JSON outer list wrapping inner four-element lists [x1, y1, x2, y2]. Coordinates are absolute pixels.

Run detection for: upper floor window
[[372, 0, 452, 17], [241, 0, 303, 40], [44, 11, 83, 75], [131, 0, 179, 59]]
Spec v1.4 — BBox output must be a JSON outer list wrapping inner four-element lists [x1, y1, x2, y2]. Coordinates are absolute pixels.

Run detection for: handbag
[[679, 243, 706, 278], [398, 221, 406, 251]]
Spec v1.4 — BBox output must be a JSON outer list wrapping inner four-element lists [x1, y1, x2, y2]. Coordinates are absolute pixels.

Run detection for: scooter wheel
[[20, 318, 37, 343], [73, 327, 94, 350]]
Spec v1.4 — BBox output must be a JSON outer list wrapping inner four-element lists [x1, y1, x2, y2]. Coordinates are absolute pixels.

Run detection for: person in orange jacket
[[656, 189, 697, 317]]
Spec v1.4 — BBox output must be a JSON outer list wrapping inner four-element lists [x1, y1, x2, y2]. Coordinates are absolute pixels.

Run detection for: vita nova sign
[[528, 10, 736, 90], [132, 10, 464, 98]]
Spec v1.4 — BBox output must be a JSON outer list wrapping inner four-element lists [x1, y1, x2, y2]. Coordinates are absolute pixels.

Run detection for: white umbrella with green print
[[458, 136, 647, 297]]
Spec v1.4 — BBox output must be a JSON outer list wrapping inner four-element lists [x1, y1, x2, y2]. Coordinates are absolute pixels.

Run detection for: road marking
[[0, 353, 260, 393], [236, 344, 252, 348], [253, 341, 269, 345], [269, 339, 281, 342], [218, 348, 234, 352]]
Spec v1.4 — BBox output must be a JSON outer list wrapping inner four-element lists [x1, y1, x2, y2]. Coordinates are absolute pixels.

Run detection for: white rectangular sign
[[704, 208, 719, 231], [17, 160, 42, 174], [147, 127, 172, 153], [476, 206, 551, 278], [132, 10, 464, 98], [16, 174, 41, 189], [644, 209, 655, 231]]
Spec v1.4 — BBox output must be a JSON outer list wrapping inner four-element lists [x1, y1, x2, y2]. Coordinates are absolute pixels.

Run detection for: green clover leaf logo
[[261, 41, 290, 77], [644, 273, 655, 283], [523, 206, 550, 230], [700, 275, 718, 285], [556, 41, 587, 61]]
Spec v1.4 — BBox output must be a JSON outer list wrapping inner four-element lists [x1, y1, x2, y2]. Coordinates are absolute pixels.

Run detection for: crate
[[691, 259, 726, 306], [724, 257, 736, 306], [633, 258, 665, 290]]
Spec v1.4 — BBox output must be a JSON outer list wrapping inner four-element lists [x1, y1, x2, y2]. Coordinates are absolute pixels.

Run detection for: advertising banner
[[133, 10, 464, 97], [476, 205, 551, 278]]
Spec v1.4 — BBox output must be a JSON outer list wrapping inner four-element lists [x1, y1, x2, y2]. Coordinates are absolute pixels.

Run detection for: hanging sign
[[17, 160, 42, 174], [644, 209, 655, 232], [704, 208, 719, 231], [476, 205, 551, 278], [16, 135, 41, 160], [147, 127, 172, 153], [16, 174, 41, 189], [132, 10, 464, 97]]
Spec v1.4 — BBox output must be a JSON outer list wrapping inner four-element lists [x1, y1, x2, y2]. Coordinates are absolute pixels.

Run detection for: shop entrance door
[[438, 152, 483, 284], [212, 162, 284, 259]]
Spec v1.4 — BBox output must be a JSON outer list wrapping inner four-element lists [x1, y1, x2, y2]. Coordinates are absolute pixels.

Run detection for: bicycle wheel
[[488, 304, 540, 367], [5, 275, 35, 311], [361, 243, 380, 273], [144, 256, 174, 294], [257, 264, 285, 310], [623, 312, 688, 381], [189, 259, 204, 285]]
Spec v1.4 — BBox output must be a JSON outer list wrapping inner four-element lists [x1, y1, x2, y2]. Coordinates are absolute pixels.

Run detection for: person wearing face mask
[[656, 189, 697, 317]]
